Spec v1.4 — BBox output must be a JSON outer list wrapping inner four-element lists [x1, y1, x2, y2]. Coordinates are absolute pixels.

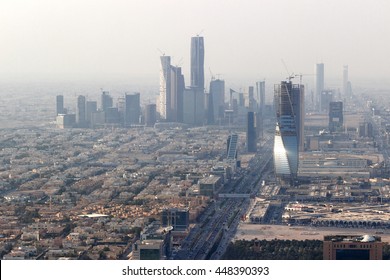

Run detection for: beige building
[[323, 235, 383, 260]]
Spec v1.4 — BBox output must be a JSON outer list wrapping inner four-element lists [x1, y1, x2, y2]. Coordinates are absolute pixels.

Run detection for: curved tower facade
[[274, 81, 303, 181], [159, 56, 171, 120]]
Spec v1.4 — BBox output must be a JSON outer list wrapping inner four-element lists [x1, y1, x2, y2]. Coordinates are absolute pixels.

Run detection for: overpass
[[218, 193, 251, 198]]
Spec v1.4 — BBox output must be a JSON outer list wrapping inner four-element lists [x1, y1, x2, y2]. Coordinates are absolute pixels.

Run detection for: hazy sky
[[0, 0, 389, 88]]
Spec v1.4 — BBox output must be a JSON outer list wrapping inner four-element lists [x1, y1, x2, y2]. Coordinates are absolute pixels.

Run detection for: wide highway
[[174, 136, 274, 260]]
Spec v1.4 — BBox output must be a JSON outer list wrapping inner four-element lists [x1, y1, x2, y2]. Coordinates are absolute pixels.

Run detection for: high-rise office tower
[[190, 36, 205, 91], [226, 134, 239, 168], [316, 63, 324, 111], [247, 86, 256, 111], [320, 90, 333, 112], [117, 97, 125, 121], [183, 87, 204, 125], [209, 79, 225, 123], [256, 81, 265, 113], [256, 81, 265, 139], [170, 66, 185, 122], [145, 104, 157, 127], [124, 93, 140, 126], [159, 56, 172, 121], [105, 107, 120, 123], [329, 101, 343, 132], [273, 81, 304, 181], [296, 86, 305, 153], [247, 111, 257, 152], [76, 95, 86, 126], [227, 134, 238, 161], [238, 92, 245, 107], [86, 101, 97, 125], [206, 91, 214, 124], [56, 95, 64, 115], [101, 91, 113, 112], [343, 65, 349, 98], [159, 56, 185, 122]]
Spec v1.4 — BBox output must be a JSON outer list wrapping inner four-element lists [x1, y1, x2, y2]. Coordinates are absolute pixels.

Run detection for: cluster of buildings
[[3, 30, 390, 259], [272, 62, 375, 184], [0, 123, 255, 259], [55, 36, 269, 156], [56, 92, 142, 129]]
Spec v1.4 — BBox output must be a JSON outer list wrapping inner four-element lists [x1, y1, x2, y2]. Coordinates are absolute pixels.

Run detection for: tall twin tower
[[158, 36, 205, 124]]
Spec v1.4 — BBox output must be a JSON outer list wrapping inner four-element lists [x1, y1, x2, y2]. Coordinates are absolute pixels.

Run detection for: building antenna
[[196, 29, 204, 36]]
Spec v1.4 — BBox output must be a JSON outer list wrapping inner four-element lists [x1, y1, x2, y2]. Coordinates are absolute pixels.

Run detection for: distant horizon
[[1, 75, 390, 92], [1, 0, 389, 88]]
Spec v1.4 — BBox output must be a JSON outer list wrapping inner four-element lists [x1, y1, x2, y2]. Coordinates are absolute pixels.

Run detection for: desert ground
[[235, 223, 390, 243]]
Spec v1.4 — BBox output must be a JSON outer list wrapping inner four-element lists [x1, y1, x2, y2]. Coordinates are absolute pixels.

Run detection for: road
[[174, 136, 274, 260]]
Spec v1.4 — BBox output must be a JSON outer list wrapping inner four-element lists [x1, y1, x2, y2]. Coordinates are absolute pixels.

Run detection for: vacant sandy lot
[[235, 223, 390, 243]]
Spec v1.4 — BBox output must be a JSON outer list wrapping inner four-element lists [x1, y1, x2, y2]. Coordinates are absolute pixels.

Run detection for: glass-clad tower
[[190, 36, 204, 91], [274, 81, 303, 181], [159, 56, 171, 120]]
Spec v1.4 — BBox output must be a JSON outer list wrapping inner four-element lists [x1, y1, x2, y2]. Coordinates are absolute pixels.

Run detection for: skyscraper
[[329, 101, 343, 132], [247, 111, 257, 152], [209, 79, 225, 123], [206, 91, 214, 124], [170, 65, 185, 122], [256, 81, 265, 112], [247, 86, 256, 111], [124, 92, 140, 126], [76, 95, 86, 127], [101, 91, 113, 112], [159, 56, 171, 121], [316, 63, 324, 111], [86, 101, 97, 125], [183, 87, 204, 125], [190, 36, 205, 91], [159, 56, 185, 122], [273, 81, 304, 181], [145, 104, 157, 127], [56, 95, 64, 115], [256, 81, 265, 139], [343, 65, 349, 98], [320, 90, 333, 112], [105, 107, 120, 124], [227, 134, 238, 161]]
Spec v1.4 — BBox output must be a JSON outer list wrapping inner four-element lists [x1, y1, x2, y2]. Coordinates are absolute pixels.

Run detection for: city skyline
[[2, 0, 390, 265], [0, 0, 389, 87]]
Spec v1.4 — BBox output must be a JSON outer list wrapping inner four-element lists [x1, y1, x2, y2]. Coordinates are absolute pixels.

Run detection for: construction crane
[[281, 59, 315, 84], [294, 73, 315, 84], [174, 57, 183, 67], [157, 48, 166, 56], [281, 59, 295, 81], [209, 67, 215, 81]]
